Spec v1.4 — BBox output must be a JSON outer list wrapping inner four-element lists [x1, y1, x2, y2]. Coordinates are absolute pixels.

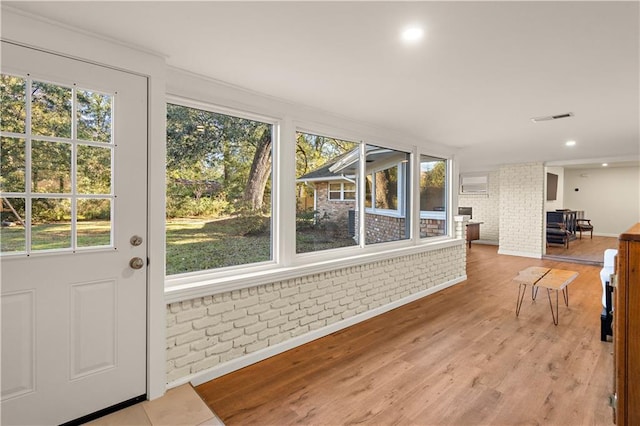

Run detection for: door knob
[[129, 257, 145, 269], [130, 235, 143, 246]]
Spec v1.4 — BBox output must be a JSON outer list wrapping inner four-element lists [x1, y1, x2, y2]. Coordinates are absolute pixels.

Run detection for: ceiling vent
[[531, 112, 574, 123]]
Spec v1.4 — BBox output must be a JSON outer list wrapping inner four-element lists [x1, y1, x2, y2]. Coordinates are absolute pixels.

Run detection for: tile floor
[[87, 384, 224, 425]]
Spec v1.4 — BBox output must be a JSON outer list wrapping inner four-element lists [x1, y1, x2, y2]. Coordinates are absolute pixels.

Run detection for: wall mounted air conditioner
[[460, 173, 489, 194]]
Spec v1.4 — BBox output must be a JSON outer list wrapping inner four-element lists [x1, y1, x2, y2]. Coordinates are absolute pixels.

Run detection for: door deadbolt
[[129, 257, 145, 269], [130, 235, 143, 246]]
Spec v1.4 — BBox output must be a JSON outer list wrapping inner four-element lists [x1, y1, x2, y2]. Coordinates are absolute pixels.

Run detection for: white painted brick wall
[[165, 245, 465, 383], [458, 170, 500, 242], [498, 162, 544, 257]]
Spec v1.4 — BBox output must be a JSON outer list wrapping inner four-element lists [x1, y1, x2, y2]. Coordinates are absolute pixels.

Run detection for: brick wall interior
[[498, 163, 544, 255], [166, 244, 466, 383], [458, 170, 500, 242]]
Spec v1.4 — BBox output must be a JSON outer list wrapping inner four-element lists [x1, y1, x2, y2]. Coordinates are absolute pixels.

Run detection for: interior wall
[[457, 170, 500, 242], [563, 166, 640, 236]]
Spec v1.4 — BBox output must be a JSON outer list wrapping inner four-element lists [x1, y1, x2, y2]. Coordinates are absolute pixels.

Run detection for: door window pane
[[0, 74, 116, 255], [77, 90, 112, 143], [77, 145, 111, 194], [0, 198, 25, 253], [0, 137, 25, 192], [31, 140, 71, 193], [31, 81, 72, 138], [0, 75, 26, 134], [77, 198, 111, 247], [31, 198, 71, 250]]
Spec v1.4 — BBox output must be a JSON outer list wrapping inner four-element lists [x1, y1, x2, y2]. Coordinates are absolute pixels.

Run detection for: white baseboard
[[497, 248, 542, 259], [167, 274, 467, 389], [593, 232, 619, 238], [472, 239, 499, 246]]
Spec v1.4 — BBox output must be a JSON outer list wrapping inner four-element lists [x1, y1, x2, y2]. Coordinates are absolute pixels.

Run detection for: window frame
[[365, 161, 406, 218], [419, 155, 448, 222], [328, 181, 356, 201], [164, 95, 280, 280]]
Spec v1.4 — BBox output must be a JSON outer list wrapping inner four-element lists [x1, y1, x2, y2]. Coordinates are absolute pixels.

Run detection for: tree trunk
[[376, 170, 393, 209], [244, 129, 272, 211]]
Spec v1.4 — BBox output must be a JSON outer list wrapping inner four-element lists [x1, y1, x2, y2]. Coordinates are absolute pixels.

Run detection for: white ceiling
[[4, 1, 639, 171]]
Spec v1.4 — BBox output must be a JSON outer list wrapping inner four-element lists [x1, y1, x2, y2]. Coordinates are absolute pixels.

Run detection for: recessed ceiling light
[[602, 163, 608, 167], [565, 140, 576, 147], [401, 27, 424, 42]]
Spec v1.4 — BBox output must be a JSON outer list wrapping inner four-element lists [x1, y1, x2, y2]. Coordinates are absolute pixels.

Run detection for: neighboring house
[[297, 150, 357, 224], [298, 146, 447, 244]]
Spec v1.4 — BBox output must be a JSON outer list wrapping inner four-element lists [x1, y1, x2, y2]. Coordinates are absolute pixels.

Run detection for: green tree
[[31, 81, 72, 138], [421, 161, 445, 188], [77, 90, 111, 142], [295, 132, 357, 178], [294, 132, 358, 211], [166, 103, 274, 216], [0, 75, 26, 133]]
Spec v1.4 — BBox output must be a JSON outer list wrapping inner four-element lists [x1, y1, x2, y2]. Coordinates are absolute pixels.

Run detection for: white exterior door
[[1, 42, 148, 425]]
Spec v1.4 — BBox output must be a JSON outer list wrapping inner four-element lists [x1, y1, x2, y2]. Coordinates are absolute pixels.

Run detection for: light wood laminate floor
[[544, 235, 618, 265], [197, 245, 614, 425]]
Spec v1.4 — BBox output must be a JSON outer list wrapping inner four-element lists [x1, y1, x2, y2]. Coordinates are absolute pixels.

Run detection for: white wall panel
[[1, 291, 35, 400]]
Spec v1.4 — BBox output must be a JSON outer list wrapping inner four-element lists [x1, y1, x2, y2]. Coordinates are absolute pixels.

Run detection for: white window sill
[[419, 211, 447, 220], [364, 208, 403, 218], [164, 237, 464, 303]]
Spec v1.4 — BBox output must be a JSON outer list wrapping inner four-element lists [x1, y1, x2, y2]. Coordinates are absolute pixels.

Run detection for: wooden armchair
[[576, 218, 593, 239]]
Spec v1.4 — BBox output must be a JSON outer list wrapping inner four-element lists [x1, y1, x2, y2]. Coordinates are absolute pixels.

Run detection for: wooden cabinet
[[465, 222, 482, 248], [613, 222, 640, 425]]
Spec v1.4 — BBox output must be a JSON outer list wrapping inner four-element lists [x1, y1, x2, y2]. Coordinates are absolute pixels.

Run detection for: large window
[[164, 100, 452, 286], [165, 103, 273, 275], [419, 154, 447, 238], [295, 132, 358, 254]]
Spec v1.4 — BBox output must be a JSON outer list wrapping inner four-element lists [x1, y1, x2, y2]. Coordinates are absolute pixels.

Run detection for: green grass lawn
[[2, 216, 355, 275], [165, 216, 272, 275], [1, 221, 111, 252]]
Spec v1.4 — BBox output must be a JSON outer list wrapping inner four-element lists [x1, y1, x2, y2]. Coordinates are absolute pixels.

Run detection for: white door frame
[[1, 8, 168, 401]]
